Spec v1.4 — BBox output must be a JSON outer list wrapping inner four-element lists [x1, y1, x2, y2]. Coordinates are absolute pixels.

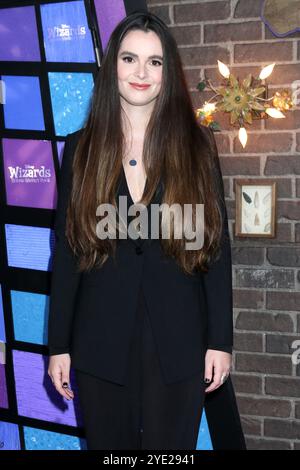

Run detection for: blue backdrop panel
[[2, 76, 45, 131], [5, 224, 54, 271], [11, 290, 49, 346], [48, 71, 94, 136], [23, 426, 87, 450], [0, 421, 21, 450], [40, 1, 95, 63]]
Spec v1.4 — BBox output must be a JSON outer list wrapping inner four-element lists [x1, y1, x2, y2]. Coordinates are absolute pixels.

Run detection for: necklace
[[129, 159, 137, 166]]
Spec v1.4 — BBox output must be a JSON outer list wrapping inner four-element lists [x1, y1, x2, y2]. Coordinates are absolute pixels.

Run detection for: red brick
[[232, 247, 264, 265], [296, 223, 300, 242], [174, 1, 231, 23], [231, 372, 262, 394], [220, 156, 260, 175], [214, 132, 230, 154], [236, 353, 292, 375], [204, 22, 261, 43], [233, 132, 293, 154], [236, 311, 294, 332], [265, 376, 300, 397], [296, 402, 300, 419], [297, 133, 300, 152], [240, 416, 262, 436], [264, 419, 300, 439], [277, 200, 300, 220], [233, 289, 264, 308], [234, 331, 263, 352], [179, 45, 229, 66], [147, 5, 170, 24], [169, 25, 201, 46], [275, 179, 293, 198], [267, 247, 300, 266], [245, 437, 291, 450], [266, 334, 300, 355], [266, 291, 300, 311], [184, 68, 201, 89], [264, 156, 300, 175], [237, 395, 291, 417], [264, 110, 300, 131], [264, 64, 300, 86], [234, 42, 293, 63], [235, 268, 294, 289], [234, 0, 262, 18]]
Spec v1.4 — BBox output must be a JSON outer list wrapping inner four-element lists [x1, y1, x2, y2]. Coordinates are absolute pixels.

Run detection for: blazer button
[[135, 246, 143, 255]]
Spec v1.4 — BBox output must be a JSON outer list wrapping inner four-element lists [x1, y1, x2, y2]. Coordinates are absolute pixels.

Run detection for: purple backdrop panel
[[0, 6, 41, 61], [0, 364, 8, 409], [2, 138, 57, 210], [56, 141, 66, 167], [12, 350, 83, 427], [93, 0, 126, 51]]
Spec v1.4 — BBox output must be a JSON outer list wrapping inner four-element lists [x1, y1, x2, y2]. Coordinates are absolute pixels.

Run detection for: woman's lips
[[129, 83, 151, 90]]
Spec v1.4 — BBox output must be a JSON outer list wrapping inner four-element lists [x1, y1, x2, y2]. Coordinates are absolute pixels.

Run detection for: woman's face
[[117, 29, 163, 108]]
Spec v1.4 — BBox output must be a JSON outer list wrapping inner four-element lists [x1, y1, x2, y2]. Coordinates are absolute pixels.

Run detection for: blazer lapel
[[116, 167, 164, 248]]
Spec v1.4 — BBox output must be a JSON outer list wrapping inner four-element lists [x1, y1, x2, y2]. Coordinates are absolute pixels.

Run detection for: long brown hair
[[66, 11, 226, 275]]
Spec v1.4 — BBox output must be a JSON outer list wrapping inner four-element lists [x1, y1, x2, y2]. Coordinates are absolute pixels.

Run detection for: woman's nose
[[135, 63, 147, 78]]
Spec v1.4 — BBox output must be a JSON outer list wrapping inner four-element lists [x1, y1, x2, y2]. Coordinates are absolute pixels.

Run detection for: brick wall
[[147, 0, 300, 450]]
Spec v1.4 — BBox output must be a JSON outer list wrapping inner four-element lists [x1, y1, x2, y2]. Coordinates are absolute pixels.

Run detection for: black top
[[47, 127, 233, 385]]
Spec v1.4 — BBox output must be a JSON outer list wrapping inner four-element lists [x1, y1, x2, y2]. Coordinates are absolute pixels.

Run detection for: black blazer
[[47, 127, 233, 385]]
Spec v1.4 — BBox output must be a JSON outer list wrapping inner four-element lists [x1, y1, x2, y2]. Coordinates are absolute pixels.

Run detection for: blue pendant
[[129, 159, 137, 166]]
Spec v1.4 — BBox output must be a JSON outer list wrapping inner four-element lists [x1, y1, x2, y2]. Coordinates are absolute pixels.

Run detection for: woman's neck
[[120, 99, 155, 138]]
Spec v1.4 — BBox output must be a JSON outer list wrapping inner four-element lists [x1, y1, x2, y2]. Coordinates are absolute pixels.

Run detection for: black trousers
[[74, 288, 206, 450]]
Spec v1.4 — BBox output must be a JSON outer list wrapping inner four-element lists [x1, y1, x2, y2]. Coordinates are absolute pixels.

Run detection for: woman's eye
[[122, 57, 162, 66], [151, 60, 162, 66]]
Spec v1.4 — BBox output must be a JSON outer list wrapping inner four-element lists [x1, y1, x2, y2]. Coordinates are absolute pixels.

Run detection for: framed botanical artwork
[[235, 179, 277, 237]]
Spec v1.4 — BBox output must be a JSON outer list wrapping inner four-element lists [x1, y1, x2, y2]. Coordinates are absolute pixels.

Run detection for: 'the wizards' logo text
[[7, 164, 52, 180], [48, 24, 86, 40]]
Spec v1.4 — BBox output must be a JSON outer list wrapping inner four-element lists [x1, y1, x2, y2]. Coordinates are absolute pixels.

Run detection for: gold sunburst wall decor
[[195, 61, 294, 148]]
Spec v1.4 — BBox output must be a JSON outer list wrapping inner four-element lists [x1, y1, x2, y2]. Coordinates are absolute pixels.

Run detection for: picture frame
[[234, 179, 277, 237]]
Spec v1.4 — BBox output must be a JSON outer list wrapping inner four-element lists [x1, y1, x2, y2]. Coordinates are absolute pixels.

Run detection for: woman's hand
[[48, 353, 74, 401], [204, 349, 232, 393]]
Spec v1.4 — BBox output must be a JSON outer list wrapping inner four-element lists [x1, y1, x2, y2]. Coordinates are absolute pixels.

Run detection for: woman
[[47, 11, 246, 450]]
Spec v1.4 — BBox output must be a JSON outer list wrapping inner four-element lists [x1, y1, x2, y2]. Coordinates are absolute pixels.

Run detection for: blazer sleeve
[[47, 132, 82, 356], [202, 127, 234, 354]]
